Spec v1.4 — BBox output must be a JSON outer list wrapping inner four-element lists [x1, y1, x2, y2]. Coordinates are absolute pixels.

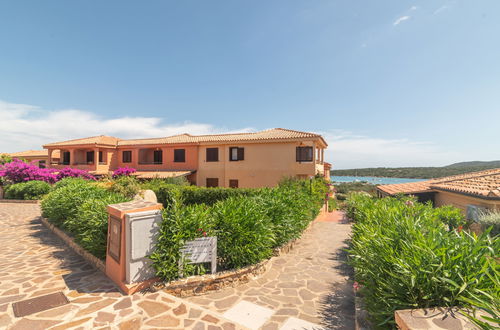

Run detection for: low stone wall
[[40, 217, 106, 273], [0, 199, 40, 204]]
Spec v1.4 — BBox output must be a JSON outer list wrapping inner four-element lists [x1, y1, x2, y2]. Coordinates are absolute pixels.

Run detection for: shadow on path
[[28, 217, 121, 295], [319, 238, 355, 329]]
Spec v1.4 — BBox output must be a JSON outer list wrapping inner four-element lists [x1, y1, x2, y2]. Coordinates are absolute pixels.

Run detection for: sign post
[[179, 236, 217, 276]]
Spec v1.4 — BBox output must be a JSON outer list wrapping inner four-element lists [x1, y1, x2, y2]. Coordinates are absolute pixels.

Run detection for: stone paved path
[[0, 203, 244, 330], [186, 211, 354, 330]]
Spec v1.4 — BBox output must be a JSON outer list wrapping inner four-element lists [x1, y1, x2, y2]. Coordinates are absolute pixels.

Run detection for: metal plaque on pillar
[[108, 216, 122, 262], [125, 210, 162, 284]]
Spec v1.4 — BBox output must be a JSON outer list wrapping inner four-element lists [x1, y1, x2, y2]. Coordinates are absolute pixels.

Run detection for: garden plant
[[346, 193, 499, 329]]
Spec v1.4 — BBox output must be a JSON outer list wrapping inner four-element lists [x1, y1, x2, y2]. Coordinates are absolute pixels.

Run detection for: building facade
[[377, 169, 500, 217], [43, 128, 330, 188]]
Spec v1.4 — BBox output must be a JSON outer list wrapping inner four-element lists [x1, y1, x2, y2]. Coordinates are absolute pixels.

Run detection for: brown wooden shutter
[[207, 148, 219, 162], [237, 148, 244, 161], [206, 178, 219, 187]]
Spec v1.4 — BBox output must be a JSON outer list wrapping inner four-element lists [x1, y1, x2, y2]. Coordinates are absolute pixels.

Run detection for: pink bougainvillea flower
[[112, 167, 137, 178]]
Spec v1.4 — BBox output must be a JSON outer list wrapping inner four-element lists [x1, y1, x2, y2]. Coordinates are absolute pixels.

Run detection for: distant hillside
[[444, 160, 500, 168], [331, 161, 500, 179]]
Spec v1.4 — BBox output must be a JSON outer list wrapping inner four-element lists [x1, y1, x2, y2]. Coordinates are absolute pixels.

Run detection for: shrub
[[0, 154, 13, 165], [67, 192, 128, 259], [150, 177, 328, 281], [0, 158, 57, 183], [477, 210, 500, 237], [4, 181, 51, 200], [112, 167, 136, 178], [347, 194, 499, 328], [108, 176, 141, 199], [41, 179, 109, 227], [181, 186, 257, 206], [52, 177, 89, 190], [150, 198, 216, 280], [432, 205, 466, 230], [211, 196, 275, 270], [256, 186, 313, 247]]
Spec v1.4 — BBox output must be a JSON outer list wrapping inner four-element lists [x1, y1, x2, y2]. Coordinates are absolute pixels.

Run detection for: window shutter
[[238, 148, 244, 161]]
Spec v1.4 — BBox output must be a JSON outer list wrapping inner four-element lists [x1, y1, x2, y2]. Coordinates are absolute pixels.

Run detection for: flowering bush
[[56, 167, 95, 181], [0, 159, 96, 185], [112, 167, 136, 178], [0, 158, 57, 183]]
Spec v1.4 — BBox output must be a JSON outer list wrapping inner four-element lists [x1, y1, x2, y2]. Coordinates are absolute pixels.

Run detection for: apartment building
[[43, 128, 330, 188]]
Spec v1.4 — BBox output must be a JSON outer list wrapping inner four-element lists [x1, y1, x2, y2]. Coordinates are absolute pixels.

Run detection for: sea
[[330, 176, 424, 185]]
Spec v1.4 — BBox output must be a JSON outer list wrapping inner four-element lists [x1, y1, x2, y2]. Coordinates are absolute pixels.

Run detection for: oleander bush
[[151, 177, 329, 281], [347, 193, 499, 328], [4, 180, 51, 200], [145, 182, 258, 208], [67, 193, 129, 259], [211, 196, 275, 269], [41, 178, 111, 227], [41, 177, 131, 259]]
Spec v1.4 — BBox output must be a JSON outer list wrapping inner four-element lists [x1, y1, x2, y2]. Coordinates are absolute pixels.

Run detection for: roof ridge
[[272, 127, 320, 136], [432, 168, 500, 184], [44, 134, 121, 146]]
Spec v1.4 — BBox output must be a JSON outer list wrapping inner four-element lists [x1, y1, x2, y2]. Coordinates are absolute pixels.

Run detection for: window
[[174, 149, 185, 162], [229, 179, 239, 188], [206, 148, 219, 162], [62, 151, 70, 165], [99, 151, 104, 164], [229, 147, 244, 161], [122, 151, 132, 163], [296, 146, 313, 162], [86, 151, 94, 163], [153, 150, 163, 164], [38, 160, 46, 169], [206, 178, 219, 187]]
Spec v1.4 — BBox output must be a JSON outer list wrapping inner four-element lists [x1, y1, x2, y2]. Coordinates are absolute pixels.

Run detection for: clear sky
[[1, 1, 499, 169]]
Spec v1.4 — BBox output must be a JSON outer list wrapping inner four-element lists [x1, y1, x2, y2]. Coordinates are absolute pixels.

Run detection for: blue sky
[[1, 1, 499, 168]]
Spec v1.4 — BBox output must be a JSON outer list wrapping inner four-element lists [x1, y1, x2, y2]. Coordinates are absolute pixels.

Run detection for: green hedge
[[150, 177, 329, 281], [41, 178, 129, 259], [4, 181, 51, 200], [346, 193, 499, 328], [144, 181, 258, 208]]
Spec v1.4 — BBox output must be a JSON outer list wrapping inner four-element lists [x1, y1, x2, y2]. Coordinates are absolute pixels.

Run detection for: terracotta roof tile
[[118, 128, 326, 146], [377, 168, 500, 199], [43, 135, 121, 147], [4, 150, 60, 158], [430, 169, 500, 198]]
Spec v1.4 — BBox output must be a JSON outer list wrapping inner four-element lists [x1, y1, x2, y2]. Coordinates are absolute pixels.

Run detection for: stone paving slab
[[0, 203, 245, 329], [186, 212, 355, 330]]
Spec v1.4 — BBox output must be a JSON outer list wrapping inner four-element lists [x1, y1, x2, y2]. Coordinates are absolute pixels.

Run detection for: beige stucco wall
[[196, 141, 320, 188], [434, 190, 500, 213]]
